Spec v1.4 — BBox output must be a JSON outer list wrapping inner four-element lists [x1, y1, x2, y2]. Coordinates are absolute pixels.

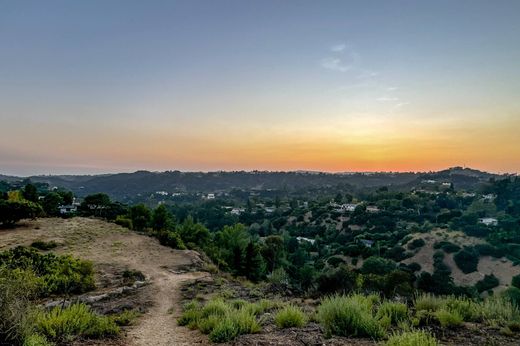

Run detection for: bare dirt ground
[[402, 229, 520, 289], [0, 217, 210, 346]]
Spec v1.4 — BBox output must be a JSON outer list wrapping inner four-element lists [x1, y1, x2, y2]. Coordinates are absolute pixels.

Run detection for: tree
[[177, 216, 210, 248], [129, 204, 151, 232], [243, 241, 265, 281], [42, 192, 63, 216], [261, 235, 285, 272], [80, 193, 111, 217], [0, 200, 42, 227], [334, 193, 343, 203], [58, 190, 74, 205], [361, 256, 396, 275], [22, 184, 38, 202], [152, 204, 173, 231]]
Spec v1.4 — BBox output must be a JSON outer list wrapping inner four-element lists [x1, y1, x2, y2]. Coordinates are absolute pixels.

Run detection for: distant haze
[[1, 1, 519, 176]]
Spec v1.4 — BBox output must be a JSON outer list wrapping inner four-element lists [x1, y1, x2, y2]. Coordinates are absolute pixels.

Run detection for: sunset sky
[[1, 0, 519, 175]]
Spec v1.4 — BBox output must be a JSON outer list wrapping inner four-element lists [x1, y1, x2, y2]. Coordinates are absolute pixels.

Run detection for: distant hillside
[[0, 167, 505, 202]]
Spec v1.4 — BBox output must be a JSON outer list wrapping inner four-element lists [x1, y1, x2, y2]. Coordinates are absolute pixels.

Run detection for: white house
[[230, 207, 245, 215], [59, 205, 77, 214], [366, 206, 380, 213], [206, 193, 215, 200], [296, 236, 316, 245], [479, 217, 498, 226], [336, 203, 358, 213]]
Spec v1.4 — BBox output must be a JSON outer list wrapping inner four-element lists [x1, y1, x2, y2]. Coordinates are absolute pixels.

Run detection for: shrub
[[376, 302, 408, 325], [443, 296, 481, 322], [317, 294, 384, 339], [114, 215, 132, 229], [0, 247, 95, 296], [385, 330, 438, 346], [434, 309, 463, 328], [414, 293, 443, 312], [231, 308, 261, 334], [512, 274, 520, 289], [503, 287, 520, 307], [481, 295, 520, 326], [30, 241, 58, 251], [453, 248, 479, 274], [433, 241, 460, 253], [407, 239, 425, 250], [23, 334, 53, 346], [201, 299, 230, 318], [35, 303, 119, 342], [111, 310, 140, 326], [208, 318, 239, 343], [275, 305, 307, 328], [0, 267, 39, 344], [475, 274, 499, 293], [361, 256, 396, 276]]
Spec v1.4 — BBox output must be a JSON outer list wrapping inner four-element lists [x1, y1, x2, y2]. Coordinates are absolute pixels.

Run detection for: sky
[[1, 0, 519, 175]]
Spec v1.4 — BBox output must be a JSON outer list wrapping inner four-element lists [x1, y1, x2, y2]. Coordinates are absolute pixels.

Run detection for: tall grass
[[275, 305, 307, 328], [384, 330, 438, 346], [178, 298, 261, 343], [317, 294, 384, 339], [35, 303, 119, 342]]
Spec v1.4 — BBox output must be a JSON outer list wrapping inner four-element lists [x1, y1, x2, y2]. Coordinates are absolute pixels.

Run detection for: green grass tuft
[[275, 305, 307, 328]]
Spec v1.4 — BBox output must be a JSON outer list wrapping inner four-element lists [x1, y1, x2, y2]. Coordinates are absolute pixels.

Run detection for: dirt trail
[[0, 217, 210, 346]]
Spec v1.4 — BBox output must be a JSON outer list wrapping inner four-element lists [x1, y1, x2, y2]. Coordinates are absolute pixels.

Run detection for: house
[[479, 217, 498, 226], [482, 194, 496, 201], [359, 239, 374, 248], [422, 179, 436, 184], [59, 205, 77, 214], [336, 203, 358, 213], [296, 236, 316, 245], [206, 193, 215, 200], [230, 207, 245, 215], [264, 207, 275, 213], [366, 206, 380, 213], [461, 192, 476, 198], [155, 191, 169, 196]]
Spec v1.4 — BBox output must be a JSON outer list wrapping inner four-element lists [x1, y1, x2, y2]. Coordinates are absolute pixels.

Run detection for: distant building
[[366, 206, 380, 213], [422, 179, 436, 184], [296, 236, 316, 245], [336, 203, 358, 213], [264, 207, 275, 213], [59, 205, 77, 214], [442, 182, 452, 186], [461, 192, 476, 198], [206, 193, 215, 200], [360, 239, 374, 248], [482, 194, 496, 201], [230, 207, 245, 215], [155, 191, 169, 196], [479, 217, 498, 226]]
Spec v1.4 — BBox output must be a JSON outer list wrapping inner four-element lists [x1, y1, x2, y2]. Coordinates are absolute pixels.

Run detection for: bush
[[35, 303, 119, 342], [453, 248, 479, 274], [434, 309, 463, 328], [317, 294, 384, 339], [385, 330, 438, 346], [407, 238, 425, 250], [275, 305, 307, 328], [30, 241, 58, 251], [433, 241, 460, 253], [0, 247, 95, 296], [512, 274, 520, 289], [179, 298, 261, 343], [376, 302, 408, 325], [0, 267, 40, 344], [481, 295, 520, 326], [475, 274, 499, 293], [208, 318, 239, 343], [111, 310, 140, 326], [23, 334, 53, 346], [114, 215, 132, 229], [361, 256, 396, 276], [414, 293, 443, 312]]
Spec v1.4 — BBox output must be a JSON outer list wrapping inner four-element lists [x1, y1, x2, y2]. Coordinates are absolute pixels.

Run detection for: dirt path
[[0, 217, 210, 346]]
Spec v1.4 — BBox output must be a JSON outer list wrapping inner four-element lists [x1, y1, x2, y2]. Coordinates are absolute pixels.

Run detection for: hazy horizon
[[1, 1, 519, 175]]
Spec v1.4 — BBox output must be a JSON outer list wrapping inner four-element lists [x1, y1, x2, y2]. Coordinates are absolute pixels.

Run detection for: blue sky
[[1, 1, 519, 175]]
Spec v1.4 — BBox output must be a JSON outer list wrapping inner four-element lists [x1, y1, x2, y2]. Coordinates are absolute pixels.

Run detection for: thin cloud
[[321, 57, 352, 72], [330, 43, 346, 52], [377, 96, 399, 102]]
